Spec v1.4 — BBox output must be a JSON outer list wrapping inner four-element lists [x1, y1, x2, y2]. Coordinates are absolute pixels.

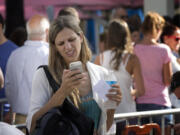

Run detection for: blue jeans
[[136, 103, 173, 126]]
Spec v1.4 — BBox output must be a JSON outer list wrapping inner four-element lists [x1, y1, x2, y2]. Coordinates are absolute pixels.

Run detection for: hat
[[170, 71, 180, 92]]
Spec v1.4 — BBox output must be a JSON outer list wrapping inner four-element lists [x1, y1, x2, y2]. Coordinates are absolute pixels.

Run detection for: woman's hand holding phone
[[59, 61, 86, 96]]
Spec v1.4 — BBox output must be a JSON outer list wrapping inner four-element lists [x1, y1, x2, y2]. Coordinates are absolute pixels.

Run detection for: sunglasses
[[168, 35, 180, 42]]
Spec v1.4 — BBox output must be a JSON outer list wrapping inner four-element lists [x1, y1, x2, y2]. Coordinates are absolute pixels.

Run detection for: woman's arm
[[106, 84, 122, 131], [131, 55, 145, 97], [177, 58, 180, 64], [106, 109, 115, 131], [94, 55, 101, 65], [94, 53, 104, 65], [0, 68, 4, 89], [163, 61, 172, 86]]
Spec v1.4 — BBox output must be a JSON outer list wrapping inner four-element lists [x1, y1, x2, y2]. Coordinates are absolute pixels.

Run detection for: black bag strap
[[38, 66, 75, 109], [38, 65, 60, 93], [39, 65, 73, 107]]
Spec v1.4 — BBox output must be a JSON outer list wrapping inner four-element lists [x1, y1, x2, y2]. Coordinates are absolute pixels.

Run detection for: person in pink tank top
[[134, 12, 173, 135]]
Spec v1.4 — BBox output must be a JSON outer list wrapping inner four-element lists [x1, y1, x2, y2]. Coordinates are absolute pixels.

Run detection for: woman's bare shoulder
[[128, 53, 139, 65]]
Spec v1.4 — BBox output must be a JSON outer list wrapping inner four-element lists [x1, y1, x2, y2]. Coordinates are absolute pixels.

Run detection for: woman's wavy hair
[[107, 19, 133, 70], [48, 15, 92, 107], [141, 12, 165, 37]]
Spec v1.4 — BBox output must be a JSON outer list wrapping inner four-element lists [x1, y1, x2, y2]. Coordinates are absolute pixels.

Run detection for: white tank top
[[101, 50, 136, 113]]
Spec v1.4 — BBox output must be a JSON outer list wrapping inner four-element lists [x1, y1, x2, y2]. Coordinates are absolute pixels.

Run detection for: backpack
[[29, 65, 94, 135]]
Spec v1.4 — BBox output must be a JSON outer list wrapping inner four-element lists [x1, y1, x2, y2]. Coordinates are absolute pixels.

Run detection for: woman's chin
[[66, 58, 79, 64]]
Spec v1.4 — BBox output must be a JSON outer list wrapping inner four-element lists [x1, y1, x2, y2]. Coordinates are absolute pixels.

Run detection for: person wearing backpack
[[26, 15, 122, 135]]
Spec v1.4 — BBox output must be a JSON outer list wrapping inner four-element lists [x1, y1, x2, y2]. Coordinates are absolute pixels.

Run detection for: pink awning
[[2, 0, 179, 20], [24, 0, 115, 6], [0, 0, 145, 19]]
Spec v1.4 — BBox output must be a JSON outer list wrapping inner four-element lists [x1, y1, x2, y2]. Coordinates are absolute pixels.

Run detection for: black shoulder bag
[[29, 65, 94, 135]]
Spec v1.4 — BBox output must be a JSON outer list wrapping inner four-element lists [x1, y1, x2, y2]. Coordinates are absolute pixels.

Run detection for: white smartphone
[[69, 61, 83, 73]]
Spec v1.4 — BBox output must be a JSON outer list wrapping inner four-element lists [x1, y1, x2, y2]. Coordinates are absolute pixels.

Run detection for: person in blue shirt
[[0, 13, 18, 122]]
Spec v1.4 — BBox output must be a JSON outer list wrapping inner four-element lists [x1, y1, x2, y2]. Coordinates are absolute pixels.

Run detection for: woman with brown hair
[[26, 15, 122, 135], [134, 12, 172, 135], [95, 19, 145, 135]]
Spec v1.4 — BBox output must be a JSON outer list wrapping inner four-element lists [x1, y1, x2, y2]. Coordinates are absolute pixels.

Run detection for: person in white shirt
[[5, 14, 50, 124], [169, 71, 180, 108], [160, 23, 180, 73], [0, 122, 24, 135], [161, 25, 180, 134]]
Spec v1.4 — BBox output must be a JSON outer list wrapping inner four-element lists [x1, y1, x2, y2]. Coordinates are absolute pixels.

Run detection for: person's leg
[[116, 118, 138, 135], [116, 121, 126, 135], [136, 104, 151, 125], [149, 104, 172, 135], [14, 113, 27, 133], [137, 103, 172, 135], [14, 113, 26, 124]]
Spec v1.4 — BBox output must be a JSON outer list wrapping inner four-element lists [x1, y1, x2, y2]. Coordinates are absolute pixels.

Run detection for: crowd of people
[[0, 5, 180, 135]]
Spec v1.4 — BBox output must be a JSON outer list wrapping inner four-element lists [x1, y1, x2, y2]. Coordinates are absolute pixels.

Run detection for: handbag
[[29, 65, 94, 135]]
